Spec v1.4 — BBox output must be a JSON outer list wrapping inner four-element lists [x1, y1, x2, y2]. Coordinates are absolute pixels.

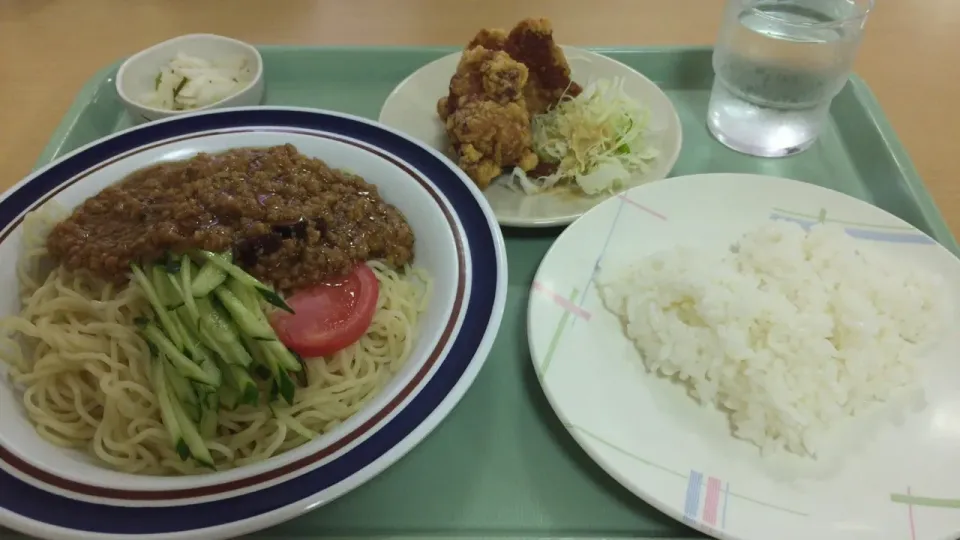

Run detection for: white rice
[[598, 221, 950, 458]]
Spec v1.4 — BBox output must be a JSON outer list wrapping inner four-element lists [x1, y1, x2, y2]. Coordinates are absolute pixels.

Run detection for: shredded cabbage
[[509, 77, 659, 195]]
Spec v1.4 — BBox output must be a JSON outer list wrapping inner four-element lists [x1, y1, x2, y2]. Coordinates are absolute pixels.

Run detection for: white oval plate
[[528, 173, 960, 540], [379, 46, 682, 228]]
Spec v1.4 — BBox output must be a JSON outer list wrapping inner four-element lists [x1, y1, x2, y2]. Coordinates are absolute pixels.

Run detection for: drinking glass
[[706, 0, 873, 157]]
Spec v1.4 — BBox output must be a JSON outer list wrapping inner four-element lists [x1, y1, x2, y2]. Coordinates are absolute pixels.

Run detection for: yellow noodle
[[0, 203, 430, 475]]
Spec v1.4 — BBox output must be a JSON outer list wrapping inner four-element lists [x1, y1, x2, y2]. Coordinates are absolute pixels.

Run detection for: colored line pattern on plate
[[703, 475, 723, 527], [538, 287, 579, 379], [891, 491, 960, 508], [684, 471, 726, 536], [532, 280, 591, 321], [568, 424, 808, 518], [619, 193, 668, 221], [772, 207, 915, 231], [906, 487, 917, 540], [683, 470, 703, 525], [770, 213, 936, 245], [572, 197, 626, 327], [572, 195, 667, 328], [722, 481, 730, 528]]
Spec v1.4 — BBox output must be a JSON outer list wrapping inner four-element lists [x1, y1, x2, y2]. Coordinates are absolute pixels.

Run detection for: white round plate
[[528, 173, 960, 540], [379, 46, 682, 228], [0, 106, 507, 540]]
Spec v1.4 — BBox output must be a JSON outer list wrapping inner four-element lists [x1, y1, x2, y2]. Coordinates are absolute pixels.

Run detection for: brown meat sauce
[[47, 144, 415, 292]]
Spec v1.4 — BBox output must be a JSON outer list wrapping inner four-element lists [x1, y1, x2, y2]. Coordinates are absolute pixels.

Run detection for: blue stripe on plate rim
[[0, 107, 507, 538]]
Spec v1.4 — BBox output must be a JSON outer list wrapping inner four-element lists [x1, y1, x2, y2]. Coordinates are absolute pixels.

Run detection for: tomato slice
[[269, 263, 380, 358]]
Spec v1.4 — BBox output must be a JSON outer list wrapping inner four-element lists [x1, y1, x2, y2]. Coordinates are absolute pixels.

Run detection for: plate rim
[[0, 106, 509, 539], [378, 45, 684, 228]]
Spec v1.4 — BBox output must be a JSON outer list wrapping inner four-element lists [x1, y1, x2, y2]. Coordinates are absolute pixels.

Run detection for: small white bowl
[[116, 34, 265, 123]]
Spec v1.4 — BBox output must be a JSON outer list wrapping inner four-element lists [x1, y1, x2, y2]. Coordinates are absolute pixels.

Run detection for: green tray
[[5, 45, 956, 540]]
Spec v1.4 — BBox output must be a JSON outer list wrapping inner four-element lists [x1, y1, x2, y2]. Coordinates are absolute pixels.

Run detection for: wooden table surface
[[1, 0, 958, 234]]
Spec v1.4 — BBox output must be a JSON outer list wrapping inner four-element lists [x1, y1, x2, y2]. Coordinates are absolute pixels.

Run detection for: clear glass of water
[[706, 0, 873, 157]]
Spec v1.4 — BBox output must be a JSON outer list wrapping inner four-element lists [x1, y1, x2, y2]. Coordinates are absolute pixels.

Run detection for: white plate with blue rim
[[0, 106, 507, 539], [528, 173, 960, 540], [378, 46, 683, 228]]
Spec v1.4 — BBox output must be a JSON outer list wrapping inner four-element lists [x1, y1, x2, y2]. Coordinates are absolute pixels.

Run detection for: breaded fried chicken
[[438, 46, 526, 120], [437, 17, 581, 189], [446, 98, 538, 189], [459, 18, 582, 115], [466, 28, 507, 51], [503, 18, 582, 115], [439, 47, 539, 189]]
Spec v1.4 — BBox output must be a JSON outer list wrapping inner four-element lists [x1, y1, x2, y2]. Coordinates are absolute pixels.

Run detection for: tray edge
[[33, 60, 122, 171], [846, 74, 959, 253]]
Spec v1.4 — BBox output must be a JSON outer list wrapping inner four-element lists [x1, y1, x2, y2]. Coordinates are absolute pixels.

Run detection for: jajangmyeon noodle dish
[[0, 144, 431, 475]]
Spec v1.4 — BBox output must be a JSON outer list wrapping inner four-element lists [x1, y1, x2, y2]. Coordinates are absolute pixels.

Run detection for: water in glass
[[707, 0, 871, 157]]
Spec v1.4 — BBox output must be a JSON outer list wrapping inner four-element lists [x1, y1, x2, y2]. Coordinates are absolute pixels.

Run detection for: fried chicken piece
[[437, 19, 582, 189], [437, 47, 539, 189], [446, 97, 538, 189], [438, 46, 527, 120], [504, 18, 582, 115], [466, 28, 507, 51], [458, 18, 582, 115]]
